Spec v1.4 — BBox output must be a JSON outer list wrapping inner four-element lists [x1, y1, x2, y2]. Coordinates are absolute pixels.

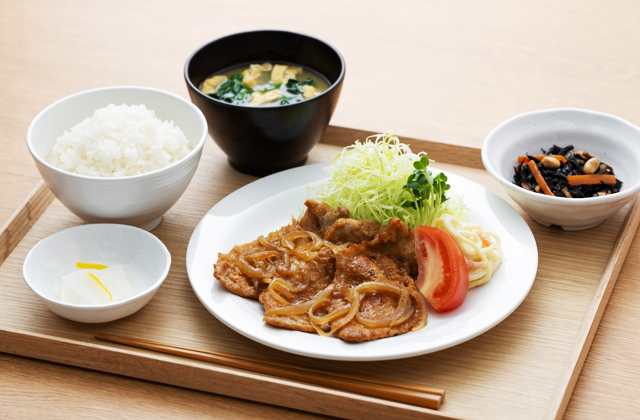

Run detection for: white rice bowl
[[47, 104, 192, 177]]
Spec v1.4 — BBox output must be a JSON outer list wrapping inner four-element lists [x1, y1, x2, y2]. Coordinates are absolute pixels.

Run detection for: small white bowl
[[23, 224, 171, 323], [27, 86, 208, 231], [482, 108, 640, 230]]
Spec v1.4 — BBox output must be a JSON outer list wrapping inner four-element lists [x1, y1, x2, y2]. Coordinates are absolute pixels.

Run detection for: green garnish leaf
[[401, 158, 452, 226]]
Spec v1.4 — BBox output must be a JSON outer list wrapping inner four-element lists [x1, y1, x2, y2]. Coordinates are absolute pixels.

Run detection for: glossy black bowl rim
[[184, 29, 346, 110]]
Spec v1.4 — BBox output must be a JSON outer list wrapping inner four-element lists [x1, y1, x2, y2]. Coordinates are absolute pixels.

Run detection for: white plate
[[187, 163, 538, 361]]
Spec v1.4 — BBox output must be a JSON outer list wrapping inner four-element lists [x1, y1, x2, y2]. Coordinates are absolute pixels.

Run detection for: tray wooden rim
[[1, 125, 638, 420]]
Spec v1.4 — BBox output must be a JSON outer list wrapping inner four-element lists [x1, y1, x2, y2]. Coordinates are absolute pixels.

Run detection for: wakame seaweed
[[207, 73, 252, 103], [285, 78, 314, 95]]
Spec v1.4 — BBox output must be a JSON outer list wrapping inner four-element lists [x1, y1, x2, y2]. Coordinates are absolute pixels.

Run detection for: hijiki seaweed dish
[[513, 145, 622, 198]]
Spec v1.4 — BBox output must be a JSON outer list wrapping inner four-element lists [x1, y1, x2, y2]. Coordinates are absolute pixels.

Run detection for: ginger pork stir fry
[[213, 199, 428, 342]]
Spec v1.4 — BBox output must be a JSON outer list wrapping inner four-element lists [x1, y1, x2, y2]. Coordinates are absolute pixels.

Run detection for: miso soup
[[200, 62, 330, 107]]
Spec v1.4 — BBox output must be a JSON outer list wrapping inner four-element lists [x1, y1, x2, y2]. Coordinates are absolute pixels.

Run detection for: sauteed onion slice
[[267, 278, 297, 304], [237, 251, 264, 278], [309, 289, 361, 337], [354, 282, 411, 328], [281, 231, 324, 261], [258, 233, 285, 251], [259, 235, 292, 274], [309, 299, 351, 325], [410, 290, 428, 331], [264, 285, 333, 316], [237, 250, 280, 278]]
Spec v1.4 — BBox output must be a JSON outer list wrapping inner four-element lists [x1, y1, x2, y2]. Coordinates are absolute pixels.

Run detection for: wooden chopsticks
[[95, 333, 445, 410]]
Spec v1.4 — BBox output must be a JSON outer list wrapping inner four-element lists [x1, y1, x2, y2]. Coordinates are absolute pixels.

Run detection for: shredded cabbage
[[310, 132, 467, 228]]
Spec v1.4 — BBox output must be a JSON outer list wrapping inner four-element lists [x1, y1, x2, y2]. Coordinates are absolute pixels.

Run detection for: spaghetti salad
[[432, 214, 503, 288]]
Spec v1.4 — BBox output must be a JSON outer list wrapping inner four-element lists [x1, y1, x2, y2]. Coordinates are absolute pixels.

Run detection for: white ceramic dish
[[482, 108, 640, 230], [23, 224, 171, 323], [186, 163, 538, 361], [27, 86, 208, 231]]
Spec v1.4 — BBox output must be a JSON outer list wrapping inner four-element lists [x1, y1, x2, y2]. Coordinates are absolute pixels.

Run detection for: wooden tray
[[1, 126, 638, 420]]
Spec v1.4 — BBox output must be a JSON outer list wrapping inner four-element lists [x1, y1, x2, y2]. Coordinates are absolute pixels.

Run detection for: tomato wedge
[[414, 226, 469, 312]]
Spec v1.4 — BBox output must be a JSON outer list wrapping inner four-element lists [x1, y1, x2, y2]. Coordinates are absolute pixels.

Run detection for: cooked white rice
[[47, 104, 192, 177]]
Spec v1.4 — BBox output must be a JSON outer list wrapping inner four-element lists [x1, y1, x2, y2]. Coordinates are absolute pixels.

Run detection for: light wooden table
[[1, 0, 639, 418]]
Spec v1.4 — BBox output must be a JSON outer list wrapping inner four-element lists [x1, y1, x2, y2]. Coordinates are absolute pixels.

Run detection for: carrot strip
[[518, 155, 567, 164], [478, 233, 493, 247], [527, 160, 555, 196], [567, 175, 616, 186]]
